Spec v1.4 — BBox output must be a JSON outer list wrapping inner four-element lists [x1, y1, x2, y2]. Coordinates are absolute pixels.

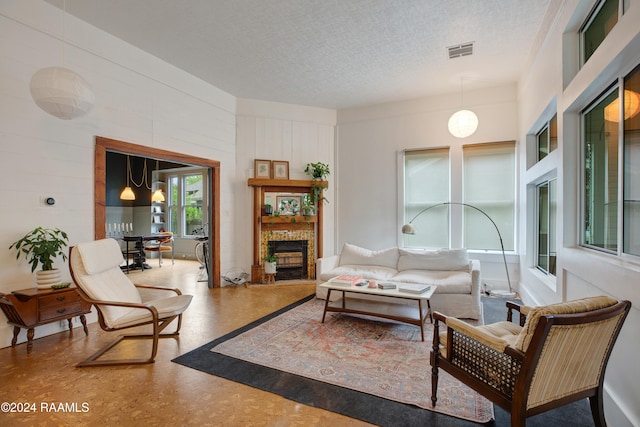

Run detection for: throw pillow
[[397, 248, 469, 271], [338, 243, 398, 269]]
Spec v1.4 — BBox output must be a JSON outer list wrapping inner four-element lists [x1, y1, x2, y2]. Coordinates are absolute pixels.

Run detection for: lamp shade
[[120, 186, 135, 201], [604, 90, 640, 122], [448, 109, 478, 138], [401, 223, 416, 234], [151, 189, 165, 202], [29, 67, 95, 120]]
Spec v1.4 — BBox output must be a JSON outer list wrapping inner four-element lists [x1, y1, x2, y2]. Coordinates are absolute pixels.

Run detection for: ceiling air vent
[[448, 42, 474, 59]]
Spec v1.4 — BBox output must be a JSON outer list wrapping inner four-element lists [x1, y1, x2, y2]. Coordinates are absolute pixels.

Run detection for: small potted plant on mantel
[[9, 227, 69, 289], [304, 162, 330, 205]]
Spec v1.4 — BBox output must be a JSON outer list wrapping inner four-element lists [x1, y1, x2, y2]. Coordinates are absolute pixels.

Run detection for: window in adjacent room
[[580, 0, 618, 65], [403, 148, 450, 248], [537, 114, 558, 161], [537, 179, 557, 275], [166, 170, 207, 237], [463, 142, 516, 251]]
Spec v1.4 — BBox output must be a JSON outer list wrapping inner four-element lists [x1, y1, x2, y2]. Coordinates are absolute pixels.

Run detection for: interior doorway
[[94, 136, 221, 288]]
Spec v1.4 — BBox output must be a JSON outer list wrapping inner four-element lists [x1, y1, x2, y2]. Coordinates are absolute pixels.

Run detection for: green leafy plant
[[264, 253, 277, 263], [9, 227, 69, 272], [304, 162, 330, 204]]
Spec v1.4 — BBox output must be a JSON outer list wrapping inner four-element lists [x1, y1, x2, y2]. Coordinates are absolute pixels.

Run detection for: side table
[[0, 286, 92, 354]]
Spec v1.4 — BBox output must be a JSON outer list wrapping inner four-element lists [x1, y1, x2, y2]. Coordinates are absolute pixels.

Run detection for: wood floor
[[0, 260, 371, 426]]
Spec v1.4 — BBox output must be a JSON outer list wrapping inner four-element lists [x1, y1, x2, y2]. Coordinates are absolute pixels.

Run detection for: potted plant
[[263, 203, 273, 215], [263, 253, 277, 275], [9, 227, 69, 288], [304, 162, 330, 205]]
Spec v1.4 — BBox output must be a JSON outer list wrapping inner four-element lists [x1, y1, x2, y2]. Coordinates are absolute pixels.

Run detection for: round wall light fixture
[[448, 109, 478, 138]]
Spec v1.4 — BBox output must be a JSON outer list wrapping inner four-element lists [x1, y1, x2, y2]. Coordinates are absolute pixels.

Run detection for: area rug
[[173, 295, 493, 426]]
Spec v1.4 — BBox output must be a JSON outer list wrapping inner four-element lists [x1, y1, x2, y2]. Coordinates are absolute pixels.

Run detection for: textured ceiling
[[46, 0, 554, 109]]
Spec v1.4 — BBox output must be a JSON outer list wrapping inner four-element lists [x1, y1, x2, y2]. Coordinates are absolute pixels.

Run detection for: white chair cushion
[[397, 248, 469, 271], [72, 239, 143, 326], [76, 238, 124, 274], [107, 294, 193, 329], [338, 243, 398, 269]]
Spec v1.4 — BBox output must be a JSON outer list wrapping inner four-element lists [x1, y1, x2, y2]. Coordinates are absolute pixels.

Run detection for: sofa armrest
[[316, 255, 340, 283], [469, 258, 481, 303]]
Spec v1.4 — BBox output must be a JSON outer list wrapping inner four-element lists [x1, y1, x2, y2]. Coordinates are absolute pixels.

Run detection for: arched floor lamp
[[402, 202, 515, 297]]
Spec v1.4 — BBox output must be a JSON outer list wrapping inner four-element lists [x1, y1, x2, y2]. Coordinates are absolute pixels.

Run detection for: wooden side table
[[0, 286, 91, 354]]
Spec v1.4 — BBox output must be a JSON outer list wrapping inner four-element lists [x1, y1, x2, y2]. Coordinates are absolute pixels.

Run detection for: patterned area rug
[[211, 297, 493, 423]]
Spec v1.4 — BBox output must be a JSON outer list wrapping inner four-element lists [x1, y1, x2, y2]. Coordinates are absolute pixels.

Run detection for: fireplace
[[268, 240, 308, 280]]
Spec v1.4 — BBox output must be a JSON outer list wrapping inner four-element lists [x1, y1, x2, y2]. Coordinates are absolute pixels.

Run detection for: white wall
[[235, 98, 337, 269], [335, 85, 521, 290], [0, 1, 236, 346], [518, 1, 640, 425]]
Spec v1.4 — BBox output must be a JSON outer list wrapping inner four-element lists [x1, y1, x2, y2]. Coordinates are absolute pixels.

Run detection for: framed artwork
[[254, 159, 272, 179], [272, 160, 289, 179], [276, 195, 301, 215]]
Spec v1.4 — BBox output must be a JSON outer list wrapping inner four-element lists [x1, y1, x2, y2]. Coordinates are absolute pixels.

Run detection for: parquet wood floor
[[0, 260, 370, 426]]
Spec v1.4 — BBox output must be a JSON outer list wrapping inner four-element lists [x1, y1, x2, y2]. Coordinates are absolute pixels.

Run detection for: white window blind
[[463, 142, 516, 251], [404, 148, 450, 248]]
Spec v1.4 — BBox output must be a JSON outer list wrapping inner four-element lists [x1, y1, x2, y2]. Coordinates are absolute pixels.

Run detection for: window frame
[[536, 179, 557, 276], [165, 168, 208, 238], [579, 0, 620, 66]]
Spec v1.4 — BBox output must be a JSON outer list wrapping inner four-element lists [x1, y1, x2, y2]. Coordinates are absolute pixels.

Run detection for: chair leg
[[431, 362, 439, 407], [589, 390, 607, 427], [158, 250, 162, 267], [76, 316, 180, 367]]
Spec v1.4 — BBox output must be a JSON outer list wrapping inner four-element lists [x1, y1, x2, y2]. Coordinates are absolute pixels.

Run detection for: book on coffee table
[[398, 284, 431, 294], [329, 274, 363, 285]]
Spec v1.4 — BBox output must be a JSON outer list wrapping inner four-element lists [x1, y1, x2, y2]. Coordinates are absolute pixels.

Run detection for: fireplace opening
[[268, 240, 308, 280]]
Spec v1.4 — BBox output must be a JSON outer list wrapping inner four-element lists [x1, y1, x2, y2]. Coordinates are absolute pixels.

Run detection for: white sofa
[[316, 243, 482, 319]]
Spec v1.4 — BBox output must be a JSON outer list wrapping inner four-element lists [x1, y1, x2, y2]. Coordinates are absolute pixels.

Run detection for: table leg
[[80, 314, 89, 335], [322, 289, 332, 323], [419, 300, 425, 341], [11, 326, 20, 347], [26, 328, 35, 354], [67, 318, 73, 330]]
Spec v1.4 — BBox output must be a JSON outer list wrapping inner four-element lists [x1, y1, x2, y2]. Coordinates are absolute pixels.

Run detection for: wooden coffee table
[[319, 281, 437, 341]]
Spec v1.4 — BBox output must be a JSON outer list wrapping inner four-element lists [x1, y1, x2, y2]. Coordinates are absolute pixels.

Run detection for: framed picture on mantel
[[254, 159, 272, 179], [273, 160, 289, 179]]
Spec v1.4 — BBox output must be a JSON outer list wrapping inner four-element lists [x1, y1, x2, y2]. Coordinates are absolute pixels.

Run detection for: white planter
[[264, 262, 277, 274], [36, 269, 61, 289]]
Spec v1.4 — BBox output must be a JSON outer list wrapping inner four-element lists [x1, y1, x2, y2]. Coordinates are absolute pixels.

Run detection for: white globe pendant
[[30, 66, 95, 120], [448, 109, 478, 138]]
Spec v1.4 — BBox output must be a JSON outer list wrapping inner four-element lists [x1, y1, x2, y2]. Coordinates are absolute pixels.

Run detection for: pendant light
[[120, 155, 136, 200], [604, 90, 640, 122], [151, 160, 165, 202], [448, 78, 478, 138], [29, 0, 94, 120]]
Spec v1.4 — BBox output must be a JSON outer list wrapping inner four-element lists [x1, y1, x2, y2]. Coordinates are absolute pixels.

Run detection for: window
[[403, 148, 450, 248], [623, 65, 640, 255], [583, 87, 619, 252], [537, 114, 558, 161], [582, 64, 640, 255], [537, 180, 557, 275], [463, 142, 516, 251], [166, 170, 207, 237], [581, 0, 618, 64]]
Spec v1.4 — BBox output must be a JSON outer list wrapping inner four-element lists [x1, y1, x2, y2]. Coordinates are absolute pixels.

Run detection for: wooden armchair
[[431, 296, 631, 427], [69, 238, 192, 367]]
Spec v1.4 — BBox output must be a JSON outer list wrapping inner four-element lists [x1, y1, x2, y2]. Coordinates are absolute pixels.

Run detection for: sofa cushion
[[397, 248, 469, 271], [319, 265, 397, 283], [338, 243, 398, 269], [392, 270, 471, 294]]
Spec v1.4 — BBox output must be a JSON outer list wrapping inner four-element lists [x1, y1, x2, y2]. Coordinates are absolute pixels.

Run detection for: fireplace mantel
[[248, 178, 326, 283]]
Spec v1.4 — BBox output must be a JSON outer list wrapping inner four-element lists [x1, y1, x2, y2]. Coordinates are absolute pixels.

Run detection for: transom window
[[537, 114, 558, 161], [580, 0, 619, 65]]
